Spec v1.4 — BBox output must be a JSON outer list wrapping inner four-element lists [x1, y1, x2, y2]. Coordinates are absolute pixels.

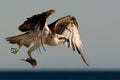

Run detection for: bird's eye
[[58, 37, 63, 40]]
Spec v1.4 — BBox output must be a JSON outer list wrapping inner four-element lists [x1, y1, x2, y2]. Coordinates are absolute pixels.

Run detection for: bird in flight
[[6, 9, 88, 68]]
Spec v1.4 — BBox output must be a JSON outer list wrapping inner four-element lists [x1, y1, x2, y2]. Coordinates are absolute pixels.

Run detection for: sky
[[0, 0, 120, 71]]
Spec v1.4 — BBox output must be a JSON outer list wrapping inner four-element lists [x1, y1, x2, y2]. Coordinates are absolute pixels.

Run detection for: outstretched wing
[[19, 9, 55, 32], [49, 15, 88, 66]]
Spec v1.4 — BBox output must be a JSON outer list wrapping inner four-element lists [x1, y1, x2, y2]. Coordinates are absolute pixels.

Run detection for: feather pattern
[[19, 9, 55, 32], [49, 15, 89, 66], [6, 32, 32, 47]]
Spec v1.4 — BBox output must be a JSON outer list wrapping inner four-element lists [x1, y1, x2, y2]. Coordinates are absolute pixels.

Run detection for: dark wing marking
[[49, 15, 78, 34], [49, 15, 88, 66], [19, 9, 55, 32]]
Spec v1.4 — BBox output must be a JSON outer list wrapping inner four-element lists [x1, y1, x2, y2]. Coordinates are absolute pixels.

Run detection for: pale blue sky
[[0, 0, 120, 71]]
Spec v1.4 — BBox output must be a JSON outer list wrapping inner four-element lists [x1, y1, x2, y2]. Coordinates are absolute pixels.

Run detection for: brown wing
[[48, 15, 88, 66], [19, 9, 55, 32]]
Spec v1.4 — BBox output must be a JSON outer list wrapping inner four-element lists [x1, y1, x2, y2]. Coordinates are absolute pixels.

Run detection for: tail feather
[[6, 32, 32, 47]]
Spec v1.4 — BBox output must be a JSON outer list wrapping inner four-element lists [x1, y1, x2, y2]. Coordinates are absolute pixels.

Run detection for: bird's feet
[[18, 58, 37, 68], [11, 48, 19, 54]]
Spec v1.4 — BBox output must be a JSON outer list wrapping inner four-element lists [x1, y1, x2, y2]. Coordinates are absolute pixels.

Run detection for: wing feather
[[19, 9, 55, 32], [49, 15, 89, 66]]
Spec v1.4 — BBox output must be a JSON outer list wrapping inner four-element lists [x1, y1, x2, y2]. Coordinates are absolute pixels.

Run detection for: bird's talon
[[11, 48, 18, 54]]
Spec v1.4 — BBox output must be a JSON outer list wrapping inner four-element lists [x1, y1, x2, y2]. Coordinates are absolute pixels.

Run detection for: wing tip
[[82, 57, 89, 66], [47, 9, 56, 13], [43, 9, 56, 18], [74, 42, 89, 66]]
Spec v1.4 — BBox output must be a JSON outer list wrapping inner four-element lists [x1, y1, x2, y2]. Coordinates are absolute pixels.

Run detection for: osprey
[[6, 9, 88, 67]]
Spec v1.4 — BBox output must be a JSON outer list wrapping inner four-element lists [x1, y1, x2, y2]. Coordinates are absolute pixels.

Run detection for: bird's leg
[[27, 40, 41, 59], [11, 45, 22, 54]]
